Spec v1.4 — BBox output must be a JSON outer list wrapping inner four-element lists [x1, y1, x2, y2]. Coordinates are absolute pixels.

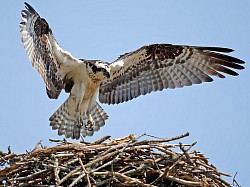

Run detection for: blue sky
[[1, 1, 249, 185]]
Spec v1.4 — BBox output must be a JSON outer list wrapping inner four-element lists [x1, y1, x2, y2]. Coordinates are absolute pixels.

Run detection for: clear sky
[[1, 1, 249, 185]]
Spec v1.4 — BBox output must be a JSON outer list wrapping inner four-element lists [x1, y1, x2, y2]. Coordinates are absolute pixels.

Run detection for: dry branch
[[0, 132, 235, 187]]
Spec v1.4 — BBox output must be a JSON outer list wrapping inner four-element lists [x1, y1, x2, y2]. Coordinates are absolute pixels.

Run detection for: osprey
[[20, 3, 245, 139]]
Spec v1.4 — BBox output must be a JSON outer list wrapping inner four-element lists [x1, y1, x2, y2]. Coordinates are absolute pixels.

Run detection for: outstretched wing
[[99, 44, 244, 104], [20, 3, 79, 99]]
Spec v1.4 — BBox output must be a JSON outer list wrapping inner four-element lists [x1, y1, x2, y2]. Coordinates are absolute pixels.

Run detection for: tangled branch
[[0, 132, 235, 186]]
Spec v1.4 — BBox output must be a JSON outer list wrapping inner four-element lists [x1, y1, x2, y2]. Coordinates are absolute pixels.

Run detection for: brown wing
[[20, 3, 64, 99], [99, 44, 244, 104]]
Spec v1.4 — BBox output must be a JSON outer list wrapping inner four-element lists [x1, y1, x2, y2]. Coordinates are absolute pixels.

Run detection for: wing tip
[[198, 46, 234, 53], [198, 46, 245, 65], [24, 2, 32, 10], [24, 2, 38, 15], [235, 58, 245, 65]]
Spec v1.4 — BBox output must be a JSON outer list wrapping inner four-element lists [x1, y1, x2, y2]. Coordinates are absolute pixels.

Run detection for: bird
[[20, 3, 245, 139]]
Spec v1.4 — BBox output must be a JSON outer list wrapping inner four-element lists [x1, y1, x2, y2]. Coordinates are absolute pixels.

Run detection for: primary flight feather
[[20, 3, 245, 139]]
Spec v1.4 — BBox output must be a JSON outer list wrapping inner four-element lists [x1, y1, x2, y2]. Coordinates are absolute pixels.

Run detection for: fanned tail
[[49, 97, 108, 139], [49, 97, 79, 139]]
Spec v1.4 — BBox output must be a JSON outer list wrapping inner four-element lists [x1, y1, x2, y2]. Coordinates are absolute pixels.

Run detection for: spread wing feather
[[99, 44, 244, 104], [20, 3, 79, 99]]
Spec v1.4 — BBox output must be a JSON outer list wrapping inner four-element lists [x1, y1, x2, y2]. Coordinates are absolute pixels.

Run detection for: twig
[[122, 164, 148, 175], [91, 135, 111, 144], [79, 157, 91, 187], [69, 172, 86, 187], [10, 169, 48, 181], [32, 140, 43, 152], [205, 172, 233, 187], [8, 146, 11, 154], [58, 166, 81, 185], [168, 141, 197, 171], [96, 177, 116, 186], [89, 137, 135, 174], [52, 155, 60, 185], [0, 153, 16, 161], [164, 175, 203, 186], [49, 138, 73, 144], [94, 171, 157, 187], [133, 132, 190, 146], [233, 172, 241, 187], [179, 141, 197, 165]]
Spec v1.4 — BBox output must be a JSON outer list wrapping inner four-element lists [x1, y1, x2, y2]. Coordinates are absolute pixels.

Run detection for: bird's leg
[[81, 111, 94, 130], [70, 82, 85, 127], [75, 106, 83, 128], [84, 91, 98, 131], [86, 114, 94, 131]]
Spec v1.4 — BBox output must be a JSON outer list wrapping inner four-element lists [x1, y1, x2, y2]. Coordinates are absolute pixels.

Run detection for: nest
[[0, 132, 236, 187]]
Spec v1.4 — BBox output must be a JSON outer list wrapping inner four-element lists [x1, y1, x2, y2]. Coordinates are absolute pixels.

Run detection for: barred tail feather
[[49, 97, 80, 139], [49, 97, 109, 139]]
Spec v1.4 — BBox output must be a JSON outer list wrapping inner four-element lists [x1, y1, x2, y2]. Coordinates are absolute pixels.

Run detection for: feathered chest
[[62, 60, 109, 94]]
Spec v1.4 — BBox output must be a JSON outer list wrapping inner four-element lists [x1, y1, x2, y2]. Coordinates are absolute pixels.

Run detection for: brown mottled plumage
[[99, 44, 244, 104], [20, 3, 244, 139]]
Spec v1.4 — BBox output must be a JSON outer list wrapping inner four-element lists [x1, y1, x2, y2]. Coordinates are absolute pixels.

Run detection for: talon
[[79, 118, 83, 126], [76, 112, 88, 128], [84, 115, 95, 130], [87, 119, 92, 125], [76, 112, 82, 127], [77, 123, 82, 128], [84, 123, 90, 129], [88, 127, 93, 131], [87, 117, 95, 126]]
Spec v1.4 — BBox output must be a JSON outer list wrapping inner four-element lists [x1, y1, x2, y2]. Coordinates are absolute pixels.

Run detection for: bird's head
[[95, 61, 111, 79], [85, 60, 111, 79]]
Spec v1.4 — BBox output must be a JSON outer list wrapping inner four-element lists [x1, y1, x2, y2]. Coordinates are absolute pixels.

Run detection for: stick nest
[[0, 132, 235, 187]]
